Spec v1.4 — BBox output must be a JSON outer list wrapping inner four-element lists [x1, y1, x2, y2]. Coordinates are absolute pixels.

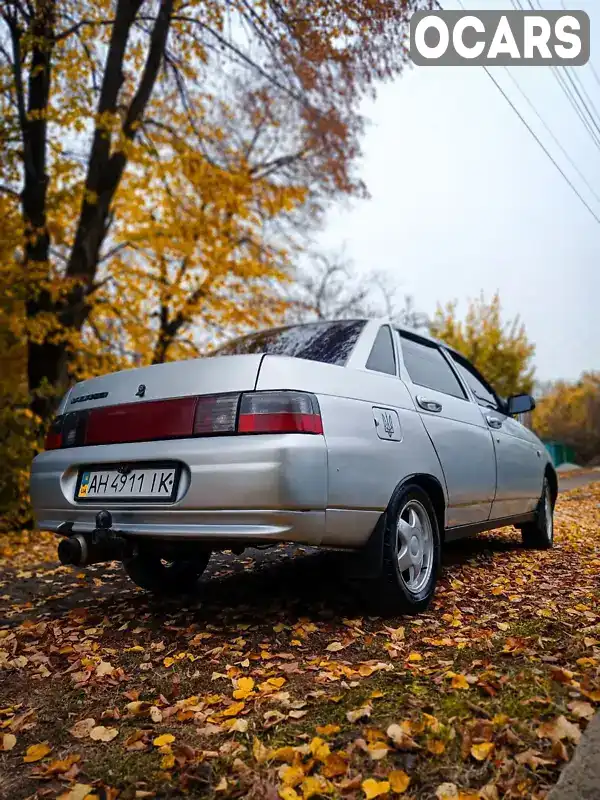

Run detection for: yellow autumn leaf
[[223, 701, 245, 717], [450, 674, 470, 690], [427, 738, 446, 755], [471, 742, 495, 761], [233, 676, 255, 699], [2, 733, 16, 751], [316, 724, 341, 736], [58, 784, 95, 800], [362, 778, 390, 798], [301, 775, 328, 798], [309, 737, 331, 761], [153, 733, 175, 747], [389, 770, 411, 793], [279, 789, 300, 800], [280, 765, 305, 787], [23, 742, 51, 762], [160, 752, 176, 770], [407, 652, 422, 662], [253, 736, 271, 764]]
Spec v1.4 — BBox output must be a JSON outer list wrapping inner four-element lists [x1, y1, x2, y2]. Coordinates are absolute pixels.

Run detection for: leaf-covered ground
[[1, 484, 599, 800]]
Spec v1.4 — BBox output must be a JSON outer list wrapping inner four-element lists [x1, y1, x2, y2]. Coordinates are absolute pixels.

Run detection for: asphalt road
[[557, 472, 600, 492]]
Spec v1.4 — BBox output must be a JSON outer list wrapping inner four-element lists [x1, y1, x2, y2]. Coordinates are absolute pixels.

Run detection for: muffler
[[57, 511, 132, 567]]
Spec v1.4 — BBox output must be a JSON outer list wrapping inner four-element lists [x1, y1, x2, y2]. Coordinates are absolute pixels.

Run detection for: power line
[[433, 0, 600, 225], [501, 67, 600, 206], [526, 0, 600, 151]]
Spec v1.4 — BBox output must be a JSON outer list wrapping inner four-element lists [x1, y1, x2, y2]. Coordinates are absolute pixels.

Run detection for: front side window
[[450, 354, 500, 410], [398, 333, 466, 399], [366, 326, 397, 376], [211, 320, 367, 367]]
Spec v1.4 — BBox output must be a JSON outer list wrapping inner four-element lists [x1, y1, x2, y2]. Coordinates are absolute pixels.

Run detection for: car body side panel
[[255, 355, 447, 546], [488, 414, 546, 517]]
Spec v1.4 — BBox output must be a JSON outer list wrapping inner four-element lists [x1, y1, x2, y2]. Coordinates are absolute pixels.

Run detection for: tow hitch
[[57, 511, 132, 567]]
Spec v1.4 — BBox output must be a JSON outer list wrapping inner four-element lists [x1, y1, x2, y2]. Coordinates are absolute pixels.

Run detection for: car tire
[[123, 549, 211, 595], [521, 477, 554, 550], [365, 483, 441, 617]]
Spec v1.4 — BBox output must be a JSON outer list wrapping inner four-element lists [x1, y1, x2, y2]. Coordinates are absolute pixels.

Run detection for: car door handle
[[416, 396, 443, 413], [486, 415, 503, 429]]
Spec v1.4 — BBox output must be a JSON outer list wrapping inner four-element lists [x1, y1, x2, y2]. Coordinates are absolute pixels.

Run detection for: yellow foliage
[[430, 292, 535, 398], [533, 373, 600, 464]]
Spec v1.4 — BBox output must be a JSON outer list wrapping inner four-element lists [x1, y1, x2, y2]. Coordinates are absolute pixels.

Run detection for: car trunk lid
[[60, 354, 264, 413]]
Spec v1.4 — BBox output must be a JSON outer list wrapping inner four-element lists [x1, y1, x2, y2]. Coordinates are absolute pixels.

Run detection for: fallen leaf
[[96, 660, 114, 677], [389, 769, 411, 793], [233, 676, 255, 700], [435, 784, 459, 800], [1, 733, 16, 751], [427, 738, 446, 755], [450, 673, 469, 690], [153, 733, 175, 747], [326, 641, 345, 652], [23, 742, 51, 763], [316, 724, 341, 736], [515, 748, 555, 770], [568, 701, 595, 720], [280, 765, 305, 787], [69, 718, 96, 739], [301, 775, 328, 797], [362, 778, 390, 799], [278, 789, 300, 800], [321, 753, 348, 778], [537, 715, 581, 744], [161, 752, 176, 770], [57, 784, 94, 800], [253, 736, 270, 764], [387, 724, 421, 751], [347, 705, 372, 723], [471, 742, 495, 761], [90, 725, 118, 742], [223, 701, 245, 717]]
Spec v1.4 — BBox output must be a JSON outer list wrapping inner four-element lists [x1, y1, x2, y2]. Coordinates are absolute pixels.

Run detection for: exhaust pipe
[[58, 511, 131, 567]]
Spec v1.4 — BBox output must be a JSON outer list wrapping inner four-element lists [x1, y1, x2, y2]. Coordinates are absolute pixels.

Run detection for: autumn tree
[[533, 373, 600, 465], [0, 0, 432, 427], [286, 250, 428, 328], [429, 292, 535, 398]]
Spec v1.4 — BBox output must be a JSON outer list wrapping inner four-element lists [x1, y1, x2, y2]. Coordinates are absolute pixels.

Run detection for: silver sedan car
[[30, 319, 556, 614]]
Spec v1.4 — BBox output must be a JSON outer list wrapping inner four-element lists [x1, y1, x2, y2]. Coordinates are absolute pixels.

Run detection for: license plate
[[75, 464, 180, 502]]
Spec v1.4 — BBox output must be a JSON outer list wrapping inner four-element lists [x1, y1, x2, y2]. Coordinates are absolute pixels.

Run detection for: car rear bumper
[[30, 434, 328, 545]]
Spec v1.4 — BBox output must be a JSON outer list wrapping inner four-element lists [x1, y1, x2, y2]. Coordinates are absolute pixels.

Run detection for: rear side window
[[212, 320, 367, 366], [399, 334, 466, 399], [366, 325, 397, 375], [451, 355, 500, 410]]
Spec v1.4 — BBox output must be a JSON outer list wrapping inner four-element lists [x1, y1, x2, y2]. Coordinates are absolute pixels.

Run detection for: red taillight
[[43, 390, 322, 449], [86, 396, 198, 446], [44, 428, 63, 450], [238, 391, 323, 435]]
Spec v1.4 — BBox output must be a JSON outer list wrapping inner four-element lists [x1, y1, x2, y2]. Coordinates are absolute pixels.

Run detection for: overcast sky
[[318, 0, 599, 383]]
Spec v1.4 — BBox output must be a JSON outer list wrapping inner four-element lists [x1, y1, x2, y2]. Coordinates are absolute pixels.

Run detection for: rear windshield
[[211, 320, 366, 366]]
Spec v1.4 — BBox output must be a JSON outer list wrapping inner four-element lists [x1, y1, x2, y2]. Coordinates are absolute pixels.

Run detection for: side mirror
[[507, 393, 536, 415]]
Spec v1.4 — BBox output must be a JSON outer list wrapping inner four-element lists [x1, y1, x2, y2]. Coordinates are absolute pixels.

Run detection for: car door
[[448, 353, 544, 519], [396, 331, 496, 527]]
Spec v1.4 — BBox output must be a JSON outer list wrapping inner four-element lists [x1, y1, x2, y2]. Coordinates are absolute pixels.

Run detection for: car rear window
[[212, 320, 367, 366]]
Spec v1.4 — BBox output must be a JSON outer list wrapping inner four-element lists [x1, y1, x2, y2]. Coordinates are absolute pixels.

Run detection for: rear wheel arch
[[545, 463, 558, 508], [404, 473, 446, 540]]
